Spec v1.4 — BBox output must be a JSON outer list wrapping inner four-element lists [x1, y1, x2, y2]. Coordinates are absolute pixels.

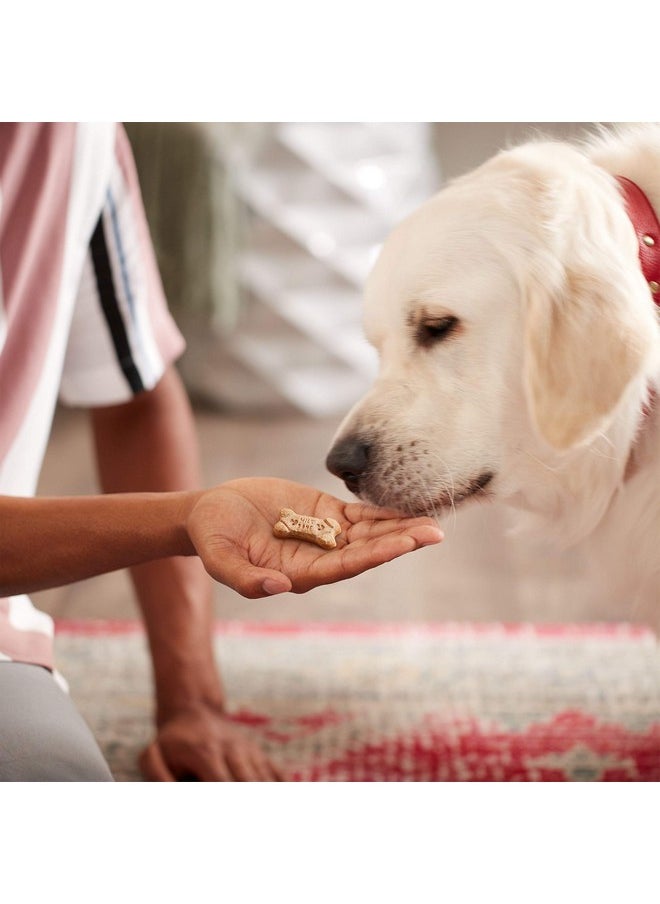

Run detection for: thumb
[[205, 547, 292, 598]]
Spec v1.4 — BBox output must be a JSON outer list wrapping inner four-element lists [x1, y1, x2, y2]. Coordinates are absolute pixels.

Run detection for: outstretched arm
[[0, 489, 195, 597], [0, 476, 443, 598]]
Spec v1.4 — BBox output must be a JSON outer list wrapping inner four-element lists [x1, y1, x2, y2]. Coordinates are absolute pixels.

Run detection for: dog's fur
[[327, 124, 660, 611]]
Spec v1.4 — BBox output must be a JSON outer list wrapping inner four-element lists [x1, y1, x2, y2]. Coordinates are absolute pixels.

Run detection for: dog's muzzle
[[325, 436, 371, 496]]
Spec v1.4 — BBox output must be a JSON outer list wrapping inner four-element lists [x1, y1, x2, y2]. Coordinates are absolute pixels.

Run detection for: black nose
[[326, 437, 371, 493]]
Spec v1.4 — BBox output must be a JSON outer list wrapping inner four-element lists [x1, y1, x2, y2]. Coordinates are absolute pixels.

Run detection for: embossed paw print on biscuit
[[272, 508, 342, 550]]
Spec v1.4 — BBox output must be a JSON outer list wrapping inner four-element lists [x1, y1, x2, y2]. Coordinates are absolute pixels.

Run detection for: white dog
[[326, 124, 660, 612]]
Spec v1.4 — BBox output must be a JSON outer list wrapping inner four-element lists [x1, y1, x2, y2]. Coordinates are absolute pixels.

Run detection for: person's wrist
[[148, 619, 225, 727], [175, 489, 205, 556], [155, 670, 226, 727]]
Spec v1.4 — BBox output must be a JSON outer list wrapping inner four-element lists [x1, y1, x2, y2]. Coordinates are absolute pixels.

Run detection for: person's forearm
[[90, 367, 225, 722], [0, 491, 197, 597]]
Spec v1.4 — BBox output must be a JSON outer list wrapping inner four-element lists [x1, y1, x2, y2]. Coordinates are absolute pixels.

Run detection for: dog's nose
[[326, 437, 371, 493]]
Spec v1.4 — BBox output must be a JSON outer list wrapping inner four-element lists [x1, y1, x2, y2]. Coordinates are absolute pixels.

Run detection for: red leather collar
[[616, 176, 660, 433], [616, 175, 660, 301]]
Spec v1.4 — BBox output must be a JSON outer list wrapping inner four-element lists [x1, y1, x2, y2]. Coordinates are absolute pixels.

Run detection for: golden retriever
[[326, 124, 660, 612]]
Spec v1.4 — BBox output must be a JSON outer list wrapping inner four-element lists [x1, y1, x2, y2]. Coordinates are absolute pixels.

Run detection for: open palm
[[187, 477, 443, 598]]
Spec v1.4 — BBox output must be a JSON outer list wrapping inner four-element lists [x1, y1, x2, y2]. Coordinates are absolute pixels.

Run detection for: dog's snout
[[326, 437, 371, 493]]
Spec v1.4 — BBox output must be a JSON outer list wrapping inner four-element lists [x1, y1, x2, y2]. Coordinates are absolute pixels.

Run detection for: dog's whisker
[[521, 449, 562, 474], [585, 433, 623, 464]]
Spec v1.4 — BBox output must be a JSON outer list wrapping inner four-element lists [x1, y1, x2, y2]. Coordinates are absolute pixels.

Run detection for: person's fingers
[[191, 744, 284, 781], [343, 502, 411, 522], [143, 741, 235, 781], [344, 516, 443, 545], [204, 546, 292, 598], [295, 528, 442, 591], [139, 741, 176, 782], [253, 754, 283, 781], [194, 755, 233, 782], [342, 532, 421, 571], [396, 523, 444, 547], [225, 746, 262, 781], [269, 760, 286, 781]]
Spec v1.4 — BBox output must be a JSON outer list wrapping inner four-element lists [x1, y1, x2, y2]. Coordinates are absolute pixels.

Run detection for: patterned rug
[[54, 620, 660, 781]]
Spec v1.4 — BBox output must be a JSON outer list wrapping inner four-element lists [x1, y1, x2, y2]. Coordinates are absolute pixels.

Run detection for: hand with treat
[[186, 477, 443, 598]]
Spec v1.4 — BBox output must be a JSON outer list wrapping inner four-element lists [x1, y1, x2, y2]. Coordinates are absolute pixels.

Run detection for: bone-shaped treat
[[272, 508, 342, 550]]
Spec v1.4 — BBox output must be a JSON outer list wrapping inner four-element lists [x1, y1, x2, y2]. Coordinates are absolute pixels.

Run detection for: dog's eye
[[416, 316, 459, 348]]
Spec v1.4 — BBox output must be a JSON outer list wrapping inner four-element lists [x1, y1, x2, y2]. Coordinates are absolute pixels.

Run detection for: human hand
[[139, 702, 284, 781], [186, 477, 443, 598]]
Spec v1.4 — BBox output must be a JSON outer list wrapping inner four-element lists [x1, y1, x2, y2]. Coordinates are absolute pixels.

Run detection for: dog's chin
[[438, 470, 496, 508], [355, 471, 495, 517]]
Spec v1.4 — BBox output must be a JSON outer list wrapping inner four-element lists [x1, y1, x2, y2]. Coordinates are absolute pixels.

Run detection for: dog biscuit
[[272, 508, 342, 550]]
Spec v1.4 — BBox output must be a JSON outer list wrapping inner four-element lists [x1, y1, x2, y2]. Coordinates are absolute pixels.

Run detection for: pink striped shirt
[[0, 123, 185, 670]]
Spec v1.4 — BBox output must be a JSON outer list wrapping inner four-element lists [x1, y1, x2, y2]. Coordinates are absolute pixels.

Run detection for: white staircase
[[220, 123, 440, 416]]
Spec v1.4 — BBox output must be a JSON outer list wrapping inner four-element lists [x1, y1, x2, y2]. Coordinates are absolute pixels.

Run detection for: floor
[[33, 403, 640, 626]]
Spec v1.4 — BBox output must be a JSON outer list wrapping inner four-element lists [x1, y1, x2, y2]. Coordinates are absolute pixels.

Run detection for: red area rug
[[54, 620, 660, 781]]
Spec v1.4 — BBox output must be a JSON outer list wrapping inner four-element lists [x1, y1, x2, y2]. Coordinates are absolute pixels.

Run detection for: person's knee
[[1, 723, 114, 781], [40, 754, 114, 781], [0, 663, 114, 782], [22, 739, 113, 782]]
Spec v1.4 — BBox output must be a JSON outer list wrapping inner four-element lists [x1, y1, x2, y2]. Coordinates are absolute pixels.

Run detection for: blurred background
[[36, 121, 645, 627]]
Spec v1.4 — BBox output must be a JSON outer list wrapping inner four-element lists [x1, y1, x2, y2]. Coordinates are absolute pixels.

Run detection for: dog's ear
[[523, 265, 656, 451]]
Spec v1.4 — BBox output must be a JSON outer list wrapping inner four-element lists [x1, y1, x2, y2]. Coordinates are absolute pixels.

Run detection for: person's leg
[[0, 662, 114, 781]]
